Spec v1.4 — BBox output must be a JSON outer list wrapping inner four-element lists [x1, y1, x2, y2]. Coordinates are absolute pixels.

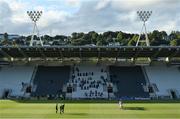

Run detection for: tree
[[71, 32, 78, 39], [161, 31, 168, 40], [128, 35, 138, 46], [116, 32, 130, 45], [96, 35, 105, 46], [3, 33, 8, 41], [43, 35, 52, 42], [103, 31, 116, 38], [1, 33, 9, 46], [149, 30, 168, 46], [88, 31, 98, 44], [71, 32, 85, 45], [170, 39, 178, 46], [54, 35, 67, 40], [117, 32, 123, 42]]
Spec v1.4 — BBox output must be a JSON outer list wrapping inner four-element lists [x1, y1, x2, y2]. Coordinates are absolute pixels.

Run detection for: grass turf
[[0, 100, 180, 119]]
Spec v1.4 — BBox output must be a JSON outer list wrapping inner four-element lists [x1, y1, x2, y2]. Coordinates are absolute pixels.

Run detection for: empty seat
[[32, 66, 70, 96], [109, 66, 149, 99], [145, 66, 180, 98], [0, 66, 34, 98]]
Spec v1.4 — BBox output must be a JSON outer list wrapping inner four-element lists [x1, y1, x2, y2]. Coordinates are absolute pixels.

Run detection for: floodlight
[[136, 11, 152, 46], [27, 11, 43, 46]]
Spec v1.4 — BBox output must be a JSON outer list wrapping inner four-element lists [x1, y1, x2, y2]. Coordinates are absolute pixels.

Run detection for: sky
[[0, 0, 180, 36]]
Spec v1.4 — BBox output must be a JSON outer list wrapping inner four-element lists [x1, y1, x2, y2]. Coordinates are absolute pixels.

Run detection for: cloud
[[66, 0, 80, 7], [0, 1, 13, 32], [0, 0, 180, 35], [95, 0, 111, 10]]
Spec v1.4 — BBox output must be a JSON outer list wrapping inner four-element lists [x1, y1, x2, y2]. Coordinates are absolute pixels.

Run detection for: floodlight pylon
[[136, 11, 152, 46], [27, 11, 43, 46]]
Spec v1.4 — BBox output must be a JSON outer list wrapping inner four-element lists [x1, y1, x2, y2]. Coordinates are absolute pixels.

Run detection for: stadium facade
[[0, 46, 180, 100]]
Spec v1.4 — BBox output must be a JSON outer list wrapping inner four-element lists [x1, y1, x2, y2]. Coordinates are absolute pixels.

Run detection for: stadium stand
[[0, 66, 34, 98], [0, 59, 180, 100], [31, 66, 70, 98], [68, 65, 110, 99], [109, 66, 149, 100], [145, 66, 180, 99]]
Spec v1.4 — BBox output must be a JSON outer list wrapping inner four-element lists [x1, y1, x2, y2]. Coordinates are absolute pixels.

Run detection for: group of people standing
[[55, 100, 123, 115], [56, 103, 65, 114]]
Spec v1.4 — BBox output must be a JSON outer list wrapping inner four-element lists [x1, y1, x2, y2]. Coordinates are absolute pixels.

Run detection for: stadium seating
[[109, 66, 149, 99], [31, 66, 70, 97], [69, 65, 109, 99], [145, 66, 180, 99], [1, 63, 179, 100], [0, 66, 34, 98]]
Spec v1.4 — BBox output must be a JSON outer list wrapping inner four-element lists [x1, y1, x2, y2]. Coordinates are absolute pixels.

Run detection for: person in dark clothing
[[60, 104, 65, 114], [56, 103, 58, 113]]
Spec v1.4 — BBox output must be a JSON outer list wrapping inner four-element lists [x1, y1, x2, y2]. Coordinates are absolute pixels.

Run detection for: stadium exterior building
[[0, 46, 180, 100]]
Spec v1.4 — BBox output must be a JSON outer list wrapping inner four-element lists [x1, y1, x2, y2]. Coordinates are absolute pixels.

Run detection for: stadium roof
[[0, 46, 180, 59]]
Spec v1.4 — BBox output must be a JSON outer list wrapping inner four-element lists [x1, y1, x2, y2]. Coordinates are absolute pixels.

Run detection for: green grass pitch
[[1, 100, 180, 119]]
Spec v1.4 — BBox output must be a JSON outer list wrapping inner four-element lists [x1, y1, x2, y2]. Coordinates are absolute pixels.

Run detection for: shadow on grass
[[123, 107, 146, 111]]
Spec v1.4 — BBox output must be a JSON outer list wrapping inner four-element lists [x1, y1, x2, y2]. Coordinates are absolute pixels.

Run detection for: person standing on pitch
[[119, 100, 123, 109], [59, 104, 62, 114], [56, 103, 58, 113], [60, 103, 65, 114]]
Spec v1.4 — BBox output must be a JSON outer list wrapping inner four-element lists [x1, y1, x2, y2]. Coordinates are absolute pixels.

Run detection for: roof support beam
[[0, 48, 12, 60], [169, 48, 179, 59], [134, 48, 140, 58], [115, 48, 121, 60], [39, 48, 46, 59], [58, 48, 64, 60], [18, 48, 28, 58], [98, 48, 101, 60], [0, 46, 179, 59], [151, 48, 161, 58], [79, 48, 82, 59]]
